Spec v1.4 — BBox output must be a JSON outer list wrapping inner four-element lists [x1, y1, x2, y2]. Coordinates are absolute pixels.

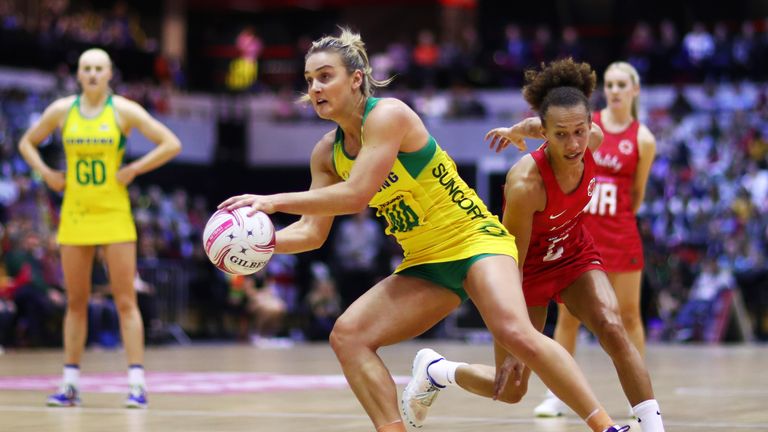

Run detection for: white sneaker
[[401, 348, 445, 428], [533, 390, 568, 417]]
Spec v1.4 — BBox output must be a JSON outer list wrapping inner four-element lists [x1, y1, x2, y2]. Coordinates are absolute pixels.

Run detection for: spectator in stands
[[673, 256, 735, 341], [710, 22, 733, 81], [624, 22, 655, 82], [529, 25, 557, 65], [654, 20, 688, 82], [226, 25, 262, 92], [331, 209, 383, 308], [558, 26, 584, 62], [4, 230, 64, 347], [495, 23, 529, 87], [303, 262, 341, 341], [229, 273, 287, 347], [683, 22, 715, 80], [731, 21, 758, 81], [445, 82, 487, 119], [411, 29, 441, 88]]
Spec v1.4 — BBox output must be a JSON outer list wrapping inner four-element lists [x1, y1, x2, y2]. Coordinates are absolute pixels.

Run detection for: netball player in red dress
[[535, 61, 657, 418], [402, 59, 664, 432]]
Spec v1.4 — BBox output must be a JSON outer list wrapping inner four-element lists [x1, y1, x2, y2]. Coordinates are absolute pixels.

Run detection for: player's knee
[[497, 382, 529, 404], [113, 297, 138, 316], [329, 314, 362, 354], [594, 317, 630, 352], [493, 326, 538, 362], [620, 307, 643, 332]]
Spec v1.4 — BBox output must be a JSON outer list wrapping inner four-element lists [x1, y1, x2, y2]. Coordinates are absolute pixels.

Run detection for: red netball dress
[[521, 144, 605, 307], [583, 111, 644, 272]]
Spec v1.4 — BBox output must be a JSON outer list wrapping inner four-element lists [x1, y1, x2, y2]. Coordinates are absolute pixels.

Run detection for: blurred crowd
[[0, 0, 154, 51], [1, 4, 768, 347], [1, 77, 767, 348]]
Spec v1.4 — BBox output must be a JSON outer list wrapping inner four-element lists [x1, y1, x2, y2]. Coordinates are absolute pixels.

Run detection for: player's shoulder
[[47, 95, 77, 114], [506, 154, 544, 196], [637, 122, 656, 143], [311, 129, 338, 159], [111, 94, 144, 112], [366, 97, 412, 122], [317, 129, 337, 148]]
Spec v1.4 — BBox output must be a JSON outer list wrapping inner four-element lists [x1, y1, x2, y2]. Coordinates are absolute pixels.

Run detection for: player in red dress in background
[[534, 61, 658, 418], [403, 58, 665, 432]]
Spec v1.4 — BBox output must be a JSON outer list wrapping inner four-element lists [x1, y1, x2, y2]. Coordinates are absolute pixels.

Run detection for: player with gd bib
[[18, 48, 181, 408]]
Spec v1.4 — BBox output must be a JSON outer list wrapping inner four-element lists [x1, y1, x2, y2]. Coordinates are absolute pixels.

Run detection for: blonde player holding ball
[[18, 48, 181, 408], [220, 28, 627, 432]]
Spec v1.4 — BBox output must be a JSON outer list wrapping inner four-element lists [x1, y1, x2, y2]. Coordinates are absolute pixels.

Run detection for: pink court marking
[[0, 372, 410, 394]]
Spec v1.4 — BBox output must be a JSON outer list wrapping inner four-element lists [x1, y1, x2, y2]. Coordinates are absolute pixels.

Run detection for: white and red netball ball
[[202, 207, 276, 275]]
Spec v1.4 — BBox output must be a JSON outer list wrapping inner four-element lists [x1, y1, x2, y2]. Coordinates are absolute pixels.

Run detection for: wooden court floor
[[0, 341, 766, 431]]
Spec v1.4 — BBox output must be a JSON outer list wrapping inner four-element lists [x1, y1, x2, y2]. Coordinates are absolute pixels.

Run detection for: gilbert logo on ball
[[203, 207, 275, 275]]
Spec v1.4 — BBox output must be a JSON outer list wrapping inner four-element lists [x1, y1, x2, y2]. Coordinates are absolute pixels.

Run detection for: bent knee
[[594, 319, 631, 351], [493, 326, 540, 362], [329, 315, 369, 354], [620, 309, 643, 332], [497, 384, 528, 404]]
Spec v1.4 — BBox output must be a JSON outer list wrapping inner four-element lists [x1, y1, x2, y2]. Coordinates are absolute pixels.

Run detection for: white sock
[[128, 365, 146, 388], [633, 399, 665, 432], [63, 364, 80, 387], [426, 358, 467, 387]]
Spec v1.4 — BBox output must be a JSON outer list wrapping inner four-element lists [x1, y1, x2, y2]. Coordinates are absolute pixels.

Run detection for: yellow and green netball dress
[[333, 98, 517, 297], [58, 95, 136, 245]]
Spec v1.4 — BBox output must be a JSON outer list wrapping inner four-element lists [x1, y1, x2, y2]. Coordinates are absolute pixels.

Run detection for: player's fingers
[[487, 133, 500, 149], [246, 202, 261, 217], [493, 368, 510, 401], [512, 363, 523, 386]]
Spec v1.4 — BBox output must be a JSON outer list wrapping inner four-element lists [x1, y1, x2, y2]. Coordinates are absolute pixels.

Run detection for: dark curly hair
[[522, 58, 596, 124]]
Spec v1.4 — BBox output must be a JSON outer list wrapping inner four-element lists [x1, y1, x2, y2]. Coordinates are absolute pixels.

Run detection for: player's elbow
[[305, 231, 329, 251], [18, 135, 32, 154], [342, 190, 371, 215], [167, 136, 182, 156], [349, 197, 370, 214]]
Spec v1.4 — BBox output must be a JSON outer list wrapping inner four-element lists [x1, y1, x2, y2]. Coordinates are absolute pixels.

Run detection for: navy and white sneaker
[[125, 385, 148, 409], [47, 384, 81, 407], [602, 426, 631, 432], [401, 348, 445, 428]]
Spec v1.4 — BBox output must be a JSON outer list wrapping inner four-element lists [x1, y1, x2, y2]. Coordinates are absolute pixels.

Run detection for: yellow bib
[[332, 97, 517, 270], [57, 95, 136, 245]]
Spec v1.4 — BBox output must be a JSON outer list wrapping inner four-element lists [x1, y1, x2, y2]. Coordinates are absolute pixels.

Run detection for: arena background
[[1, 1, 768, 428]]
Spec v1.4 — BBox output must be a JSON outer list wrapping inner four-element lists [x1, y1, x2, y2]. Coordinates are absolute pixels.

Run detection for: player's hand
[[218, 194, 276, 215], [42, 169, 66, 192], [116, 165, 138, 186], [485, 127, 527, 153], [493, 354, 523, 400]]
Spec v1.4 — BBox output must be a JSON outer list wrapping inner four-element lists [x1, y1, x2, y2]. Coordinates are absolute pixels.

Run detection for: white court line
[[0, 405, 766, 429], [676, 387, 768, 397]]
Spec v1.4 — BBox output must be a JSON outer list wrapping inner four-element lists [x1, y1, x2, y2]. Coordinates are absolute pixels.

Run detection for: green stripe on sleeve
[[398, 136, 436, 178]]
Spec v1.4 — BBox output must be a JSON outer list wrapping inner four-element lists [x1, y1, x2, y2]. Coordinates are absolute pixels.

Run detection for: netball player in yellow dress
[[18, 48, 181, 408]]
